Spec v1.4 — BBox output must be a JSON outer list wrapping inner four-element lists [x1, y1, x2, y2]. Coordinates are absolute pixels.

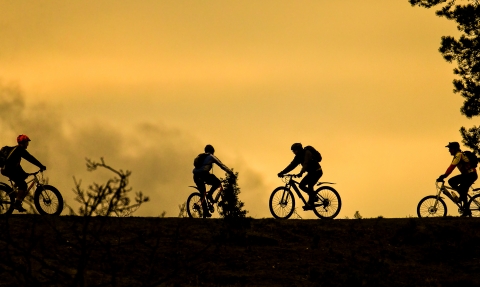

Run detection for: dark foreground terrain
[[0, 215, 479, 286]]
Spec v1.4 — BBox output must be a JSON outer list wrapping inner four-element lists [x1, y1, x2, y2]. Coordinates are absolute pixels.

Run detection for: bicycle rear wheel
[[417, 195, 447, 218], [34, 185, 63, 215], [269, 187, 295, 219], [186, 192, 204, 218], [468, 194, 480, 217], [312, 186, 341, 219], [0, 186, 15, 215]]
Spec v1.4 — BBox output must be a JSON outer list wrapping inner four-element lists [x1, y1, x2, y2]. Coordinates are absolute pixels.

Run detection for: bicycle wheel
[[417, 195, 447, 218], [468, 194, 480, 217], [312, 186, 342, 219], [186, 192, 204, 218], [269, 187, 295, 219], [0, 186, 15, 215], [34, 185, 63, 215]]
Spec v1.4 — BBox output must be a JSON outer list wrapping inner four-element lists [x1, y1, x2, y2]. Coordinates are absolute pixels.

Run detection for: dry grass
[[0, 215, 479, 286]]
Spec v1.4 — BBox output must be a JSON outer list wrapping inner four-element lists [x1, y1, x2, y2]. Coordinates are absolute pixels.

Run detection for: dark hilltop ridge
[[1, 215, 479, 286]]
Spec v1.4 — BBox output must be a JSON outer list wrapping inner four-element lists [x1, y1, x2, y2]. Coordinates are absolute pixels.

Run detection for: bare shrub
[[68, 158, 149, 217]]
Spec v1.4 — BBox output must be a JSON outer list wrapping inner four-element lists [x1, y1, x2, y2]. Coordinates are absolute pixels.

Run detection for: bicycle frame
[[435, 180, 479, 206], [8, 171, 42, 194], [281, 174, 335, 207], [189, 184, 224, 206], [281, 175, 309, 206]]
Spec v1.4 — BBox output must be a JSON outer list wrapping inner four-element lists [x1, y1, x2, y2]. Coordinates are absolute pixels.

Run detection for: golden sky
[[0, 0, 474, 218]]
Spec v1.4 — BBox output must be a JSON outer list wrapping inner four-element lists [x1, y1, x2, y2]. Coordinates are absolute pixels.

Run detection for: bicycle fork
[[280, 185, 292, 205]]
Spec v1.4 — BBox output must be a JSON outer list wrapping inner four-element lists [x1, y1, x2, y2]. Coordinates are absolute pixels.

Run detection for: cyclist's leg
[[193, 173, 210, 216], [299, 169, 323, 205], [204, 174, 221, 201], [448, 175, 462, 192], [11, 177, 27, 212], [9, 169, 27, 198], [450, 173, 477, 211], [460, 173, 478, 214], [449, 174, 467, 208]]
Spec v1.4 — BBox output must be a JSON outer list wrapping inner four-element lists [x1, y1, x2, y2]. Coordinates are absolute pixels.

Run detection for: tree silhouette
[[409, 0, 480, 152], [218, 171, 247, 219], [69, 158, 149, 217]]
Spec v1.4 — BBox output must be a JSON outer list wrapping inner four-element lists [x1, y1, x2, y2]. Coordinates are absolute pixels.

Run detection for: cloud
[[0, 81, 270, 217]]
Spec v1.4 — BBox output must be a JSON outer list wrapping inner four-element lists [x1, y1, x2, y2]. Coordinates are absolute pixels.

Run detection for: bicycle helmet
[[17, 134, 31, 143], [291, 143, 303, 151]]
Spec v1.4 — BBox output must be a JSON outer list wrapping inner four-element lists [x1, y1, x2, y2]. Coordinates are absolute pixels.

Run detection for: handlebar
[[435, 180, 444, 187], [280, 174, 300, 178], [26, 170, 44, 176], [279, 174, 300, 184]]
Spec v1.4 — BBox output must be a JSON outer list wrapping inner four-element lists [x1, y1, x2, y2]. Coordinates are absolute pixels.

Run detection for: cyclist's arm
[[211, 155, 233, 174], [443, 153, 462, 177], [444, 165, 456, 177], [21, 149, 45, 169], [280, 159, 299, 175]]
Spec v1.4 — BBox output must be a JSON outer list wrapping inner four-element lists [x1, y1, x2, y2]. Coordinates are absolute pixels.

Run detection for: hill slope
[[0, 215, 479, 286]]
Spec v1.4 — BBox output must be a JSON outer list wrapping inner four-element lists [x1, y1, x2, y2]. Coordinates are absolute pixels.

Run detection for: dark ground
[[0, 215, 479, 287]]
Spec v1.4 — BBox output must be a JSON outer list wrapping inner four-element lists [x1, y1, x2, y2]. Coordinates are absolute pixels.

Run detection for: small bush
[[219, 170, 247, 219]]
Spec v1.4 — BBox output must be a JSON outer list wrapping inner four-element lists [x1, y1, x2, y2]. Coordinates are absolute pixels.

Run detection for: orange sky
[[0, 1, 474, 218]]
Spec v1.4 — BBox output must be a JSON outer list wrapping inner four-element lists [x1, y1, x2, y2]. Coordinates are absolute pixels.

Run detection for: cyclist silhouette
[[437, 142, 478, 216], [192, 144, 234, 218], [278, 143, 323, 209], [1, 135, 46, 212]]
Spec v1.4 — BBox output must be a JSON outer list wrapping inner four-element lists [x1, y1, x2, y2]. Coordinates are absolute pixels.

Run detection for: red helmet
[[17, 134, 31, 143]]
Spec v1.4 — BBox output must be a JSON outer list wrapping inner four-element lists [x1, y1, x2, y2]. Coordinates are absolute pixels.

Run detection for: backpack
[[193, 153, 210, 168], [305, 145, 322, 162], [463, 150, 478, 169], [0, 146, 15, 168]]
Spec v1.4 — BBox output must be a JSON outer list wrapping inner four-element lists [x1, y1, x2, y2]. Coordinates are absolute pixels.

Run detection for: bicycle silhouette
[[186, 183, 227, 218], [269, 174, 341, 219], [0, 170, 63, 215], [417, 179, 480, 217]]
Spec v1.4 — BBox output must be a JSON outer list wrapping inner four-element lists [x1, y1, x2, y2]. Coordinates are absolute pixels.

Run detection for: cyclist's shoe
[[302, 205, 314, 211], [307, 195, 319, 207], [13, 201, 26, 212], [460, 208, 472, 217]]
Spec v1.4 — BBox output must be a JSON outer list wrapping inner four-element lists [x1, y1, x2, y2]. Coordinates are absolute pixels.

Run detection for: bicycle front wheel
[[0, 186, 15, 215], [34, 185, 63, 215], [269, 187, 295, 219], [468, 194, 480, 217], [312, 186, 341, 219], [186, 192, 204, 218], [417, 195, 447, 218]]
